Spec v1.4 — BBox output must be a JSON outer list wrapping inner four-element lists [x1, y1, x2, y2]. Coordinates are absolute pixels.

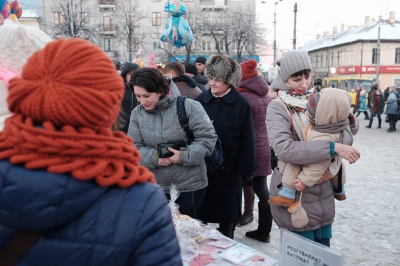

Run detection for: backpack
[[176, 96, 223, 174]]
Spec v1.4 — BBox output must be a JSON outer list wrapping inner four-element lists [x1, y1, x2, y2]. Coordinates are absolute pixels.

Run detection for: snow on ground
[[233, 117, 400, 265]]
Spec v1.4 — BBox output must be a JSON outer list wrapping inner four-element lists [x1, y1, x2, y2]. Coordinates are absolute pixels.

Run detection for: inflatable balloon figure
[[160, 0, 193, 48], [0, 0, 22, 25]]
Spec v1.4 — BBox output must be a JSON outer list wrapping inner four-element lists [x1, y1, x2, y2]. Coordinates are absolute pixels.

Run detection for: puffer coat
[[128, 82, 217, 193], [0, 160, 182, 266], [266, 100, 335, 231], [238, 75, 272, 176]]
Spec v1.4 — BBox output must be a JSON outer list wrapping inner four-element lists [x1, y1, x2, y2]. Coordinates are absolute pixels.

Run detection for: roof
[[299, 20, 400, 52]]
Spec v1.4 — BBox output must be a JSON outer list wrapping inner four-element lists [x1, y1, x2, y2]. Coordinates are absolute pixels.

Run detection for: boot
[[387, 122, 395, 132], [364, 112, 370, 120], [245, 203, 273, 243], [238, 186, 254, 226], [377, 116, 382, 128], [365, 117, 372, 128], [268, 195, 294, 207], [218, 223, 235, 239]]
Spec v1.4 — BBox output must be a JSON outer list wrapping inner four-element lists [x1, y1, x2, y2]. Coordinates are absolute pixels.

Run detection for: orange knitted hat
[[0, 38, 155, 187]]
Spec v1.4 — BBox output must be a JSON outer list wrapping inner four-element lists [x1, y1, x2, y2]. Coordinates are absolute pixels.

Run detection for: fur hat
[[270, 50, 312, 92], [205, 54, 242, 88], [185, 63, 198, 75], [8, 38, 124, 128], [195, 56, 207, 65], [0, 21, 52, 74], [240, 59, 258, 81]]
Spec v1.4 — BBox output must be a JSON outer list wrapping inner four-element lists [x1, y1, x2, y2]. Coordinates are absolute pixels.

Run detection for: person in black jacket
[[112, 62, 139, 133], [196, 55, 256, 239]]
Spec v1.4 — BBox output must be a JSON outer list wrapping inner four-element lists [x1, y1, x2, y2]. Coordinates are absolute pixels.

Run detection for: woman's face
[[209, 77, 230, 96], [286, 73, 312, 91], [134, 85, 162, 110]]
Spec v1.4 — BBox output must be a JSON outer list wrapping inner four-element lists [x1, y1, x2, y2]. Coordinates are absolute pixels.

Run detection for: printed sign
[[279, 230, 344, 266]]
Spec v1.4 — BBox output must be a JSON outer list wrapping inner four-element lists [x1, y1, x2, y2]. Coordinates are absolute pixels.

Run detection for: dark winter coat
[[114, 63, 139, 133], [369, 90, 385, 115], [238, 76, 272, 177], [193, 73, 209, 92], [173, 74, 202, 99], [196, 88, 255, 223], [0, 160, 182, 266]]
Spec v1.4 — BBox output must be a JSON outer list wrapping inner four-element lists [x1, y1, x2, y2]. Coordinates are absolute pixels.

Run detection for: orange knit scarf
[[0, 115, 155, 187]]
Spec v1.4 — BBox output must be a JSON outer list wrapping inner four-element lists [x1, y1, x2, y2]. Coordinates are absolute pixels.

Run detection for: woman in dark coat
[[366, 88, 385, 128], [196, 55, 255, 239]]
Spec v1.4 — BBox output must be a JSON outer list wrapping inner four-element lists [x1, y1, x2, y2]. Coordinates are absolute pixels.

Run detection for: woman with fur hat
[[195, 55, 256, 239], [0, 38, 182, 265], [236, 59, 273, 243], [128, 67, 217, 219], [0, 19, 52, 130], [266, 50, 360, 247]]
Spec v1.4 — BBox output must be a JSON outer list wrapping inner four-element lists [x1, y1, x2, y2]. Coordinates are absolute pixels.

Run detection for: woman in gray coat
[[128, 68, 217, 219], [266, 51, 360, 247]]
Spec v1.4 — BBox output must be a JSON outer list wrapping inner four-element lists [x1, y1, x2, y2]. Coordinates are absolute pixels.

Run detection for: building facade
[[300, 12, 400, 88], [39, 0, 257, 66]]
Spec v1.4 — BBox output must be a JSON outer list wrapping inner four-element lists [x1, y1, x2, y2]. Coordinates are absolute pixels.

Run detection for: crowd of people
[[9, 14, 400, 265]]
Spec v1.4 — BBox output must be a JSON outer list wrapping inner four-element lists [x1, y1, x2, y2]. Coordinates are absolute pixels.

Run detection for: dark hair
[[164, 62, 185, 76], [290, 69, 311, 78], [130, 67, 169, 97]]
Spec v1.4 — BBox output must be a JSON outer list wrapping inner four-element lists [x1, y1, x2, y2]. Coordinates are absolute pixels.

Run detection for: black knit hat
[[195, 56, 207, 65], [185, 64, 198, 75]]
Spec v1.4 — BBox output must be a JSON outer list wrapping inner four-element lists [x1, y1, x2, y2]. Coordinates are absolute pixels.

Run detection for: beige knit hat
[[270, 50, 312, 92]]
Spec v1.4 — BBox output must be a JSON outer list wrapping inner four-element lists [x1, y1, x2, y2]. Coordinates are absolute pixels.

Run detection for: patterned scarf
[[278, 88, 314, 112]]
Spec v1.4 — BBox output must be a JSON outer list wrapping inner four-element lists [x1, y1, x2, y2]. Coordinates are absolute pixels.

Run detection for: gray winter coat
[[128, 83, 217, 193], [266, 100, 335, 231]]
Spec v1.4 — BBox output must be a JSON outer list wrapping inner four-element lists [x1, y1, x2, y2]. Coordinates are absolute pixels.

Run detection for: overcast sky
[[257, 0, 400, 49]]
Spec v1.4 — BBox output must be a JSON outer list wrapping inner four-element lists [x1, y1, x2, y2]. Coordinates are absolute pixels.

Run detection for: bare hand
[[293, 179, 306, 191], [166, 147, 180, 164], [335, 143, 361, 164], [158, 158, 172, 167]]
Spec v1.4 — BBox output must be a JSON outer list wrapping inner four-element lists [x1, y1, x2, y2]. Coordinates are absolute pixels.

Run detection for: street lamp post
[[273, 0, 282, 66]]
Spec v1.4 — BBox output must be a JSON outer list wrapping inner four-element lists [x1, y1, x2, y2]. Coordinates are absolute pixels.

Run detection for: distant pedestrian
[[385, 85, 399, 132], [357, 86, 369, 120], [112, 62, 139, 133], [195, 56, 207, 76], [164, 61, 202, 99], [185, 63, 210, 92], [366, 87, 385, 129]]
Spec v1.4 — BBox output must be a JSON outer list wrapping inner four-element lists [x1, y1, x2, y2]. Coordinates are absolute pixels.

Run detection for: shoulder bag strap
[[0, 230, 41, 266], [177, 96, 194, 144]]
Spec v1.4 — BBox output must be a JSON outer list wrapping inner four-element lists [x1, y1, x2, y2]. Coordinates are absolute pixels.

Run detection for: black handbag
[[157, 141, 187, 158], [176, 96, 223, 174]]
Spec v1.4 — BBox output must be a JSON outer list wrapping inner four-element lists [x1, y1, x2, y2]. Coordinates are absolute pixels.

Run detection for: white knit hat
[[270, 50, 312, 92], [0, 20, 52, 74]]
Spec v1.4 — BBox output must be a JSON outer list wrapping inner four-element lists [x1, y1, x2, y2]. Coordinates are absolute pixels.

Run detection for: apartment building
[[300, 12, 400, 87], [39, 0, 257, 65]]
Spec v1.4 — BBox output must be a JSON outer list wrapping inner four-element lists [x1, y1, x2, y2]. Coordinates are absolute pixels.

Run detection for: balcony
[[99, 0, 115, 11], [101, 25, 117, 36], [200, 0, 227, 11]]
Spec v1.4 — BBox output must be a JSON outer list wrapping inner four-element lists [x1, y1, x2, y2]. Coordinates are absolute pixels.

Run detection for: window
[[152, 12, 161, 26], [395, 48, 400, 64], [104, 38, 113, 52], [337, 51, 340, 66], [330, 52, 334, 66], [372, 48, 378, 64], [202, 39, 211, 51], [54, 12, 63, 26], [103, 15, 112, 31], [99, 0, 115, 4]]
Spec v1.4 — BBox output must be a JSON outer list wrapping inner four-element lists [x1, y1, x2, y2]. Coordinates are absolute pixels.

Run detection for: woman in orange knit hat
[[0, 38, 182, 266]]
